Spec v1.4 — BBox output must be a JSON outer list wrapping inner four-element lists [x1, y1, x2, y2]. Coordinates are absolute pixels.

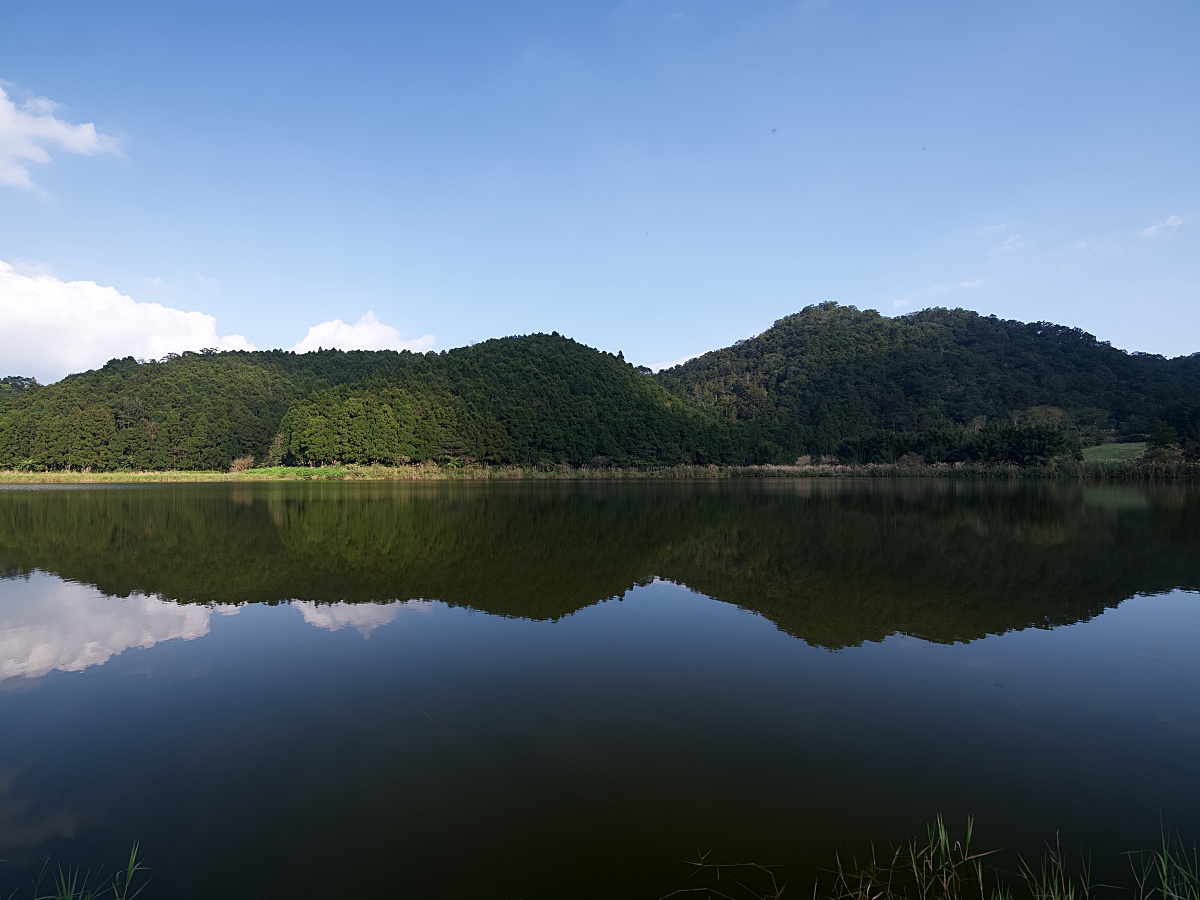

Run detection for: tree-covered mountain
[[1, 303, 1197, 471], [655, 303, 1200, 462]]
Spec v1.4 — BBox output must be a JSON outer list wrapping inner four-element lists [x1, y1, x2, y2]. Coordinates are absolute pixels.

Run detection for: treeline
[[1, 304, 1198, 471]]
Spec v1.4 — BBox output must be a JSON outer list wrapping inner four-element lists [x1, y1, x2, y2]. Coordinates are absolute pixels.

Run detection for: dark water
[[0, 479, 1197, 898]]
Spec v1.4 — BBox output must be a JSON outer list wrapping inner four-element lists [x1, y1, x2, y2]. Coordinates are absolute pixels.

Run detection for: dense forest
[[1, 304, 1198, 471]]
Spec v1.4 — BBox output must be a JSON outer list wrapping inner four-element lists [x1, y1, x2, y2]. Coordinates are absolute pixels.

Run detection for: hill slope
[[655, 303, 1200, 462]]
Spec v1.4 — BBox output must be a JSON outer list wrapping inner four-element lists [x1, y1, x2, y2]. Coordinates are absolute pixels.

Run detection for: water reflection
[[0, 481, 1197, 899], [293, 599, 430, 636], [0, 764, 81, 853], [1, 479, 1198, 650], [0, 574, 435, 681], [0, 575, 222, 682]]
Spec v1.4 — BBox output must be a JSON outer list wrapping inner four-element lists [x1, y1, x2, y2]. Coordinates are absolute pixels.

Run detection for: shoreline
[[2, 459, 1197, 484]]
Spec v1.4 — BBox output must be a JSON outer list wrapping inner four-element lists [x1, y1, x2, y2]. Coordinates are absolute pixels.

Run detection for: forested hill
[[655, 303, 1200, 462], [1, 303, 1198, 471], [0, 334, 729, 471]]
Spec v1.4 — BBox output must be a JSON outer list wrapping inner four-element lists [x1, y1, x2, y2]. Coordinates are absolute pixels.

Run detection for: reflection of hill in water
[[1, 481, 1198, 649]]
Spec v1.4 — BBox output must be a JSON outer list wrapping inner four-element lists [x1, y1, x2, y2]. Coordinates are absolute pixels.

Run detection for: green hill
[[1, 304, 1197, 471], [0, 335, 728, 471], [655, 303, 1200, 463]]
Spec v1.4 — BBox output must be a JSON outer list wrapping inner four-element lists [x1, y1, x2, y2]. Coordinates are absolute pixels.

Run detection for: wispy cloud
[[647, 353, 700, 372], [1141, 215, 1183, 238], [0, 84, 120, 191], [8, 258, 54, 277], [993, 234, 1025, 254], [893, 277, 983, 309], [290, 311, 435, 354]]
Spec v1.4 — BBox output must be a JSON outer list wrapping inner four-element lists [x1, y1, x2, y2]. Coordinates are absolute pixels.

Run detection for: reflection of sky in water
[[0, 565, 1197, 895], [0, 572, 424, 682]]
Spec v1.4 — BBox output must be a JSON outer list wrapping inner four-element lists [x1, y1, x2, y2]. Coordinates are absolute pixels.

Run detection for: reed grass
[[664, 820, 1199, 900], [2, 843, 147, 900]]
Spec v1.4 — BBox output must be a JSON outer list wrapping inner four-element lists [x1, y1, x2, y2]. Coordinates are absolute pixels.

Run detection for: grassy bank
[[2, 456, 1199, 484], [1081, 441, 1148, 462]]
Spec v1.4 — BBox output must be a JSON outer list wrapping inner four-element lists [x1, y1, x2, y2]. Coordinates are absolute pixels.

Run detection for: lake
[[1, 479, 1197, 898]]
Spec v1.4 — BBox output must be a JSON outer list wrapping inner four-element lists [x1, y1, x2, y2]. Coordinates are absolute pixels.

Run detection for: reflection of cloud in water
[[293, 600, 431, 637], [0, 574, 221, 682], [0, 574, 431, 683]]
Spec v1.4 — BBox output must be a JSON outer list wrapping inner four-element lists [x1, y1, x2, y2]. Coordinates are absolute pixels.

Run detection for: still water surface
[[0, 480, 1197, 898]]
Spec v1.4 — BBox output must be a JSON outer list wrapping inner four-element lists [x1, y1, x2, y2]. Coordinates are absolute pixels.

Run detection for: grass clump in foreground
[[663, 818, 1199, 900], [2, 843, 147, 900]]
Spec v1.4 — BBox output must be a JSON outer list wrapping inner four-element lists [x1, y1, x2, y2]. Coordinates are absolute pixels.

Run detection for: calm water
[[0, 479, 1197, 898]]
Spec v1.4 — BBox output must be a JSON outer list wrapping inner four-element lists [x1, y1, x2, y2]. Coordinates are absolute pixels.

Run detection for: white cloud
[[1141, 214, 1183, 238], [647, 353, 700, 372], [0, 259, 255, 383], [0, 85, 120, 190], [290, 310, 435, 354], [958, 278, 983, 289]]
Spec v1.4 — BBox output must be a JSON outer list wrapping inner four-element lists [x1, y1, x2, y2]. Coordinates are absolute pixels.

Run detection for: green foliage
[[1, 306, 1197, 471], [656, 303, 1200, 464], [0, 338, 731, 471], [2, 843, 147, 900]]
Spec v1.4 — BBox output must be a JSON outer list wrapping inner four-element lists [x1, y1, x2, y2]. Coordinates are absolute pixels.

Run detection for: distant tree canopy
[[1, 305, 1197, 471]]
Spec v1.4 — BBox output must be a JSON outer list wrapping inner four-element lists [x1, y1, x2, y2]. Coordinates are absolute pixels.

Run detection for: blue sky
[[1, 0, 1197, 382]]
